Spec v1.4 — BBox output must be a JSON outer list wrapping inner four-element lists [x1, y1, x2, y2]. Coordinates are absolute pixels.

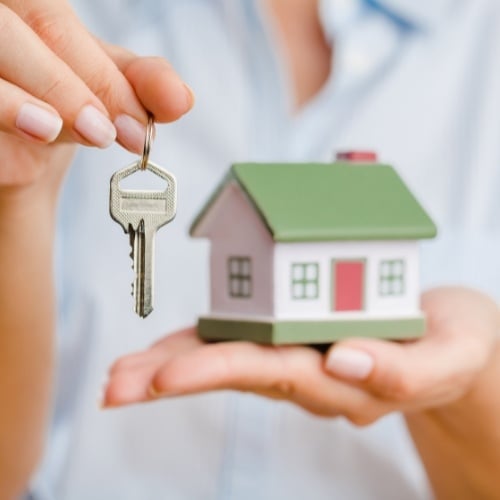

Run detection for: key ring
[[139, 114, 155, 170]]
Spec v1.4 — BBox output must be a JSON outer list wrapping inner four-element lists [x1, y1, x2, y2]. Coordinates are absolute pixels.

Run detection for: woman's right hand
[[0, 0, 193, 191], [0, 6, 194, 495]]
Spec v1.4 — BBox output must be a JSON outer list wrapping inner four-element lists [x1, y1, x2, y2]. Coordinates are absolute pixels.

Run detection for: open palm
[[104, 287, 499, 424]]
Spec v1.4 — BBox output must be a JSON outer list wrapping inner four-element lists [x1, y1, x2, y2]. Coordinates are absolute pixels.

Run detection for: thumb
[[324, 333, 486, 405]]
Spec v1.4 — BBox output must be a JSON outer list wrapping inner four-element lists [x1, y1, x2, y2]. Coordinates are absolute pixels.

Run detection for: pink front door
[[333, 260, 365, 311]]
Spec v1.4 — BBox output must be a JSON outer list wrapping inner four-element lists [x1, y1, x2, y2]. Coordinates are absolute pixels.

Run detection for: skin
[[105, 293, 500, 499], [1, 0, 499, 499], [103, 1, 500, 498], [0, 1, 192, 498], [264, 0, 332, 108]]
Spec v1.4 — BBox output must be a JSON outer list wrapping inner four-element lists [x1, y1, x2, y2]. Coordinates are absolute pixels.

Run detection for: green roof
[[190, 162, 437, 242]]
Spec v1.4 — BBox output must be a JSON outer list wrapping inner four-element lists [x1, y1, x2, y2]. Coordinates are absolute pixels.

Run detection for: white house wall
[[203, 182, 275, 316], [274, 241, 420, 320]]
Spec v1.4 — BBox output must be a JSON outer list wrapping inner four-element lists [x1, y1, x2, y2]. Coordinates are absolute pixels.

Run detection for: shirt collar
[[319, 0, 457, 45], [368, 0, 457, 30]]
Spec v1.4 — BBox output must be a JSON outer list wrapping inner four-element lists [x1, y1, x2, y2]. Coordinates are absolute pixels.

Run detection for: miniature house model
[[190, 152, 437, 344]]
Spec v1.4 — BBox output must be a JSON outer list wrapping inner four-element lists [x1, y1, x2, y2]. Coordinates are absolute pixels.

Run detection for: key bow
[[109, 160, 177, 232]]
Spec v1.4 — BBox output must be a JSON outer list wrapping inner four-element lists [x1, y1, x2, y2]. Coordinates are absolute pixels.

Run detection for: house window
[[291, 263, 319, 299], [228, 257, 252, 298], [379, 259, 405, 296]]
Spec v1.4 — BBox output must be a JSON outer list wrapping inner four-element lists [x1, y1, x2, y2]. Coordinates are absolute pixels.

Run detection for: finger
[[149, 341, 388, 422], [99, 41, 195, 124], [0, 77, 62, 143], [325, 333, 489, 408], [15, 3, 192, 152], [0, 5, 115, 148], [103, 367, 158, 408], [104, 329, 201, 407], [121, 57, 195, 123], [325, 288, 499, 408], [108, 328, 200, 377], [47, 14, 194, 150]]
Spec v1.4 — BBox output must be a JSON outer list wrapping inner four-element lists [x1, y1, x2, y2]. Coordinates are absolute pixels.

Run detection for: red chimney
[[336, 151, 378, 163]]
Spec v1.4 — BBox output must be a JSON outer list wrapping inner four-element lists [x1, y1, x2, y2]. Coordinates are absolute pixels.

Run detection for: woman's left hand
[[104, 287, 499, 425]]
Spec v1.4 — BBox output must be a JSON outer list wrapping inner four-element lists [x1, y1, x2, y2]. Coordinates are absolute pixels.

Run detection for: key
[[110, 160, 177, 318]]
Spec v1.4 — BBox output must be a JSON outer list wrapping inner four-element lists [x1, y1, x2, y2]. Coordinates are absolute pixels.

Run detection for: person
[[1, 0, 499, 499]]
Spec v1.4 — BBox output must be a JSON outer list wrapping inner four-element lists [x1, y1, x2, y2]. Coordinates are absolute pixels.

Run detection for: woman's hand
[[0, 0, 193, 190], [104, 287, 499, 425], [0, 3, 194, 496]]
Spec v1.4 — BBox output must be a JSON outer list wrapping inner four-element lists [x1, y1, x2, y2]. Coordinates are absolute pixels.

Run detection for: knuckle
[[152, 365, 179, 395], [305, 401, 342, 418], [347, 414, 372, 427], [269, 378, 297, 397], [150, 374, 167, 395], [39, 77, 67, 103], [380, 372, 419, 402], [25, 10, 68, 51], [346, 400, 384, 427], [346, 410, 380, 427], [307, 407, 337, 419], [84, 68, 116, 107], [271, 348, 300, 396]]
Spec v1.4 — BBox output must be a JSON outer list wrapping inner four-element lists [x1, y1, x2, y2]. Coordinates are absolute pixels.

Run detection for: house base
[[198, 315, 425, 345]]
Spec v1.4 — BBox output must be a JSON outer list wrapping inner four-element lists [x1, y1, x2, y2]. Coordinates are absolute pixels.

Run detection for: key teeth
[[130, 243, 135, 270], [129, 229, 135, 268]]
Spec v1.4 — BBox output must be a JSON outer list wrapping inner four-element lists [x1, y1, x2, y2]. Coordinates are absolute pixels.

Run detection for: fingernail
[[16, 103, 63, 142], [74, 104, 116, 148], [326, 347, 374, 380], [114, 114, 146, 154]]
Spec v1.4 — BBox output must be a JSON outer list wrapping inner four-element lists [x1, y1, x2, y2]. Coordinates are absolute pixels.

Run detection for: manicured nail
[[74, 104, 116, 148], [16, 103, 63, 142], [114, 114, 146, 154], [326, 347, 374, 380]]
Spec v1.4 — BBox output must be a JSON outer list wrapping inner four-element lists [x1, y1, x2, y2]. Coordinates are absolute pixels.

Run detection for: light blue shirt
[[31, 0, 500, 499]]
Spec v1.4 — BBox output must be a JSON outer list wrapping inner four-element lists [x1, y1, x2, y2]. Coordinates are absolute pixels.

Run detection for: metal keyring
[[139, 115, 155, 170]]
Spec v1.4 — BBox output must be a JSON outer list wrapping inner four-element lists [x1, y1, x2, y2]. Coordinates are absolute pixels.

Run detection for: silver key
[[110, 160, 177, 318]]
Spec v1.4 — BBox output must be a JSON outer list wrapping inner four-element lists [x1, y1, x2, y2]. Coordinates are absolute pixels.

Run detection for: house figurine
[[190, 151, 437, 345]]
